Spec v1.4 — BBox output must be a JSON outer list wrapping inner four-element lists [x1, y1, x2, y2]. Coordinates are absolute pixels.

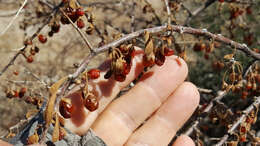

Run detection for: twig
[[164, 0, 171, 25], [0, 0, 27, 36], [215, 96, 260, 146], [59, 8, 94, 52], [130, 1, 136, 33], [184, 0, 217, 25], [67, 24, 260, 83], [0, 3, 61, 77], [24, 67, 50, 89], [143, 0, 161, 25], [0, 10, 24, 17], [198, 87, 213, 94], [184, 60, 258, 135], [224, 0, 256, 4], [0, 46, 26, 77]]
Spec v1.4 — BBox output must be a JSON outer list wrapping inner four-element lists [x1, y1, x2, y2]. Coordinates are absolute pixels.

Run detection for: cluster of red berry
[[60, 6, 85, 29], [6, 87, 27, 99], [104, 45, 135, 82], [59, 68, 101, 119], [23, 39, 40, 63]]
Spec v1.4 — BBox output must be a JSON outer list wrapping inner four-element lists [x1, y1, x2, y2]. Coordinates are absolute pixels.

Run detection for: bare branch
[[184, 60, 258, 135], [215, 96, 260, 146], [0, 0, 28, 36], [60, 8, 94, 52], [164, 0, 171, 24]]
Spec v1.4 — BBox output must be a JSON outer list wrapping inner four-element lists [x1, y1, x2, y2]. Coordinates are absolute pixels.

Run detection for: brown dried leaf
[[144, 31, 154, 55], [6, 131, 15, 138], [26, 109, 39, 119], [52, 113, 60, 142], [69, 0, 77, 9], [44, 76, 68, 127], [224, 54, 234, 60], [27, 132, 39, 145]]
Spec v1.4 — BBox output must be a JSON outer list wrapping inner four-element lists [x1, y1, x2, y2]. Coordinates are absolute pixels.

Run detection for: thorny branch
[[215, 96, 260, 146]]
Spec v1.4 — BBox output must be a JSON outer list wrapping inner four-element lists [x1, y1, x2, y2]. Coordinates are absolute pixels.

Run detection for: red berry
[[27, 55, 34, 63], [76, 8, 85, 16], [246, 6, 252, 15], [87, 69, 100, 79], [13, 70, 19, 76], [193, 43, 205, 52], [155, 53, 165, 66], [59, 100, 74, 119], [84, 94, 98, 112], [241, 91, 248, 99], [24, 39, 32, 46], [34, 46, 40, 53], [61, 16, 70, 24], [14, 90, 19, 98], [77, 19, 85, 29], [246, 81, 252, 90], [240, 126, 246, 133], [240, 135, 246, 142], [143, 54, 155, 67], [164, 47, 174, 56], [51, 23, 60, 33], [114, 74, 126, 82], [38, 34, 47, 43], [19, 87, 27, 98], [68, 11, 79, 22], [122, 62, 131, 75], [204, 53, 209, 60]]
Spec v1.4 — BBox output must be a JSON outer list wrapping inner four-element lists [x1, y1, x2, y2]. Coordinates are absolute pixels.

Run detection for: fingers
[[92, 56, 188, 146], [172, 135, 195, 146], [63, 48, 144, 135], [125, 82, 199, 146], [0, 140, 12, 146]]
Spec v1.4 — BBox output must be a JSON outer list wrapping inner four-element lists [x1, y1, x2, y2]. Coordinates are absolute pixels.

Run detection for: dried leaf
[[52, 113, 60, 142], [26, 109, 39, 119], [144, 31, 154, 55], [45, 76, 68, 127], [69, 0, 77, 9], [6, 131, 15, 138], [224, 54, 234, 60], [27, 132, 39, 145]]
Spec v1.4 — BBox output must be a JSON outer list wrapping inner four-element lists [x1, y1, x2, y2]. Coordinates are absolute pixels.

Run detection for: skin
[[1, 55, 199, 146]]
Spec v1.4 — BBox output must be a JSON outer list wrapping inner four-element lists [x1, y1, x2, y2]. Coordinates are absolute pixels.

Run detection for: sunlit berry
[[27, 55, 34, 63], [164, 47, 174, 56], [38, 34, 47, 43], [76, 8, 85, 16], [77, 19, 85, 29], [114, 74, 126, 82], [84, 94, 98, 112], [59, 99, 74, 119], [19, 87, 27, 98], [87, 69, 100, 79]]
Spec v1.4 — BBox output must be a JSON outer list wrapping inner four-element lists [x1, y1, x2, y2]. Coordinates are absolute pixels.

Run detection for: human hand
[[1, 54, 199, 146], [88, 55, 200, 146]]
